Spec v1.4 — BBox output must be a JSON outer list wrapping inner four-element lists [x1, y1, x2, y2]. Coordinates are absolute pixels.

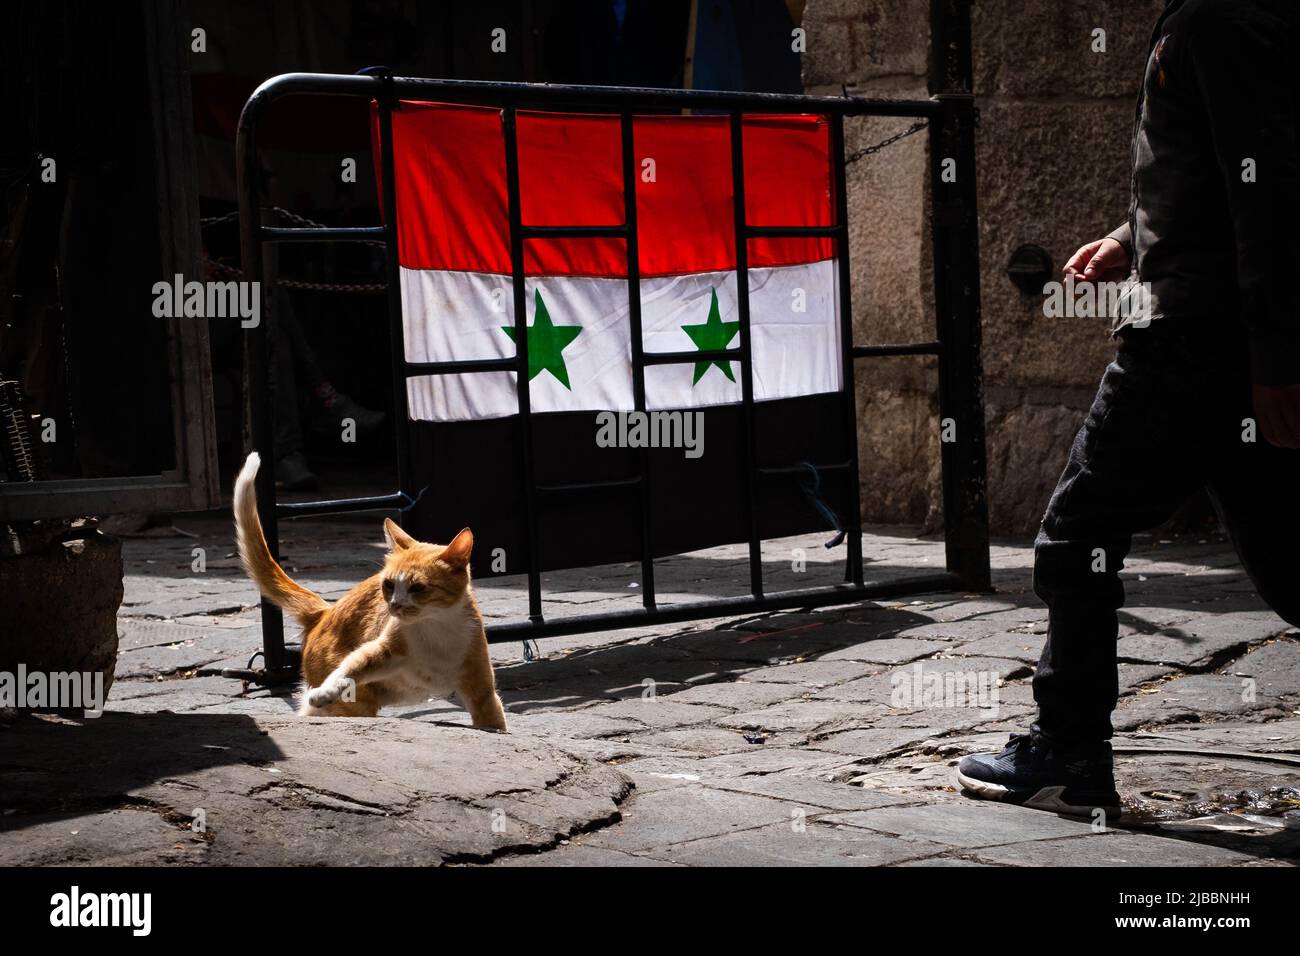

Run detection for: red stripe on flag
[[379, 101, 834, 278]]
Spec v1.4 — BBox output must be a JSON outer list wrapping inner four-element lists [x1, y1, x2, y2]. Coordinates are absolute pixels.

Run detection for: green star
[[681, 288, 740, 385], [502, 289, 583, 389]]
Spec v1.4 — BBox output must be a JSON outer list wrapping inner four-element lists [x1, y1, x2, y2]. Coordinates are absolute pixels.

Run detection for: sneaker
[[956, 730, 1121, 819], [275, 451, 319, 492]]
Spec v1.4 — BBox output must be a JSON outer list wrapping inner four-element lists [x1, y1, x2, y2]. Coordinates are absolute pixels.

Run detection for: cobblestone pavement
[[10, 514, 1298, 866]]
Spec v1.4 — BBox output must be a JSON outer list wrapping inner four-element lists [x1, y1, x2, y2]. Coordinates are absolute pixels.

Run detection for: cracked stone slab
[[627, 727, 773, 754], [899, 600, 1042, 624], [1114, 751, 1300, 821], [109, 674, 260, 702], [577, 784, 799, 853], [496, 709, 646, 740], [117, 594, 254, 621], [717, 700, 891, 734], [847, 759, 965, 794], [742, 660, 883, 688], [994, 680, 1035, 707], [1116, 611, 1289, 667], [114, 621, 258, 679], [581, 698, 732, 729], [733, 613, 828, 633], [498, 659, 730, 708], [494, 844, 685, 866], [952, 631, 1045, 664], [4, 806, 210, 866], [816, 637, 951, 664], [825, 799, 1097, 849], [104, 673, 296, 716], [880, 699, 1033, 726], [660, 679, 801, 711], [118, 618, 239, 652], [970, 831, 1264, 867], [1229, 639, 1300, 697], [889, 620, 1007, 642], [493, 641, 699, 690], [1115, 605, 1200, 632], [1118, 663, 1177, 692], [665, 626, 858, 663], [1114, 673, 1285, 731], [813, 656, 1030, 706], [702, 773, 917, 811], [617, 746, 853, 781], [1123, 719, 1300, 753], [107, 693, 243, 714], [806, 726, 953, 757], [896, 856, 991, 867], [0, 713, 630, 866], [190, 697, 302, 716], [635, 819, 949, 866]]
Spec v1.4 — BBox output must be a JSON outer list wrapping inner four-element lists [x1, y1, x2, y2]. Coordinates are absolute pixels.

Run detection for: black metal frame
[[236, 22, 990, 682]]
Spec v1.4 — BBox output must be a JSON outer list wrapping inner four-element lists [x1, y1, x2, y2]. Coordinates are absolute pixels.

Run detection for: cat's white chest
[[386, 607, 477, 703]]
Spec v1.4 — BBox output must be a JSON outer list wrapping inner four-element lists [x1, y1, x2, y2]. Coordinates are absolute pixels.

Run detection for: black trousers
[[1031, 317, 1300, 742]]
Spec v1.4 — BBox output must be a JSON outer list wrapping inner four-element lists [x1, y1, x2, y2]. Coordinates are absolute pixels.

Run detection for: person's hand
[[1252, 383, 1300, 450], [1063, 237, 1130, 283]]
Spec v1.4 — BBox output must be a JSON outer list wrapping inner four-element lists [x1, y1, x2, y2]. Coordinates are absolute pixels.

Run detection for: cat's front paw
[[306, 685, 338, 708], [307, 675, 349, 708]]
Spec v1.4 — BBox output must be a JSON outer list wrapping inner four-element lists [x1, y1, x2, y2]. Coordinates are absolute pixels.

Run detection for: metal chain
[[278, 277, 387, 294], [199, 206, 321, 228], [199, 206, 387, 292], [201, 257, 243, 280], [200, 206, 386, 248], [844, 119, 929, 164], [199, 256, 388, 294], [263, 206, 329, 229], [198, 209, 241, 227]]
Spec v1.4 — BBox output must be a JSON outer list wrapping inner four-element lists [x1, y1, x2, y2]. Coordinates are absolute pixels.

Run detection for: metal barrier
[[236, 33, 990, 684]]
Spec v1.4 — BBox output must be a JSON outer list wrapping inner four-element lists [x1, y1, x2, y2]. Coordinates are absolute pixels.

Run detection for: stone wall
[[802, 0, 1164, 534]]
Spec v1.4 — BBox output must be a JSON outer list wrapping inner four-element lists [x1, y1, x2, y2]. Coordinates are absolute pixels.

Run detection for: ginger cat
[[233, 452, 507, 730]]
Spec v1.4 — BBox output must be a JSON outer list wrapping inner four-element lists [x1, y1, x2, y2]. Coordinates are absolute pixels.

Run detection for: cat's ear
[[384, 517, 417, 552], [439, 527, 473, 569]]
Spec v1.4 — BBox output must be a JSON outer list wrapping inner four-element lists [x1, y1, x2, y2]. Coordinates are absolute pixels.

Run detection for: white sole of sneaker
[[956, 769, 1008, 798], [956, 771, 1120, 820]]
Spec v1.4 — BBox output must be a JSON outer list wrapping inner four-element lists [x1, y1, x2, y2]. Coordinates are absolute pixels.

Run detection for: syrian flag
[[375, 101, 854, 577]]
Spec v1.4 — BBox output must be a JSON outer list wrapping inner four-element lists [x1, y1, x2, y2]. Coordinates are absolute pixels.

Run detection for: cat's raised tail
[[233, 452, 329, 626]]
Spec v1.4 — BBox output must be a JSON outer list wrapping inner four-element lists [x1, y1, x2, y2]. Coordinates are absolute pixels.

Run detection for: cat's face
[[379, 520, 473, 621]]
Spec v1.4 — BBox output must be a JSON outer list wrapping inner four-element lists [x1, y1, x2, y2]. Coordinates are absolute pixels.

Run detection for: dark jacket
[[1107, 0, 1300, 385]]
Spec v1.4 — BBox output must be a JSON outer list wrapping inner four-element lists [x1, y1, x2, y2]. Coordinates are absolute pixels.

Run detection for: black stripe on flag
[[403, 392, 854, 578]]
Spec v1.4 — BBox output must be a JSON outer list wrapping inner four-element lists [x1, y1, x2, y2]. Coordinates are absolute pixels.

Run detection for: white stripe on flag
[[401, 260, 840, 422]]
